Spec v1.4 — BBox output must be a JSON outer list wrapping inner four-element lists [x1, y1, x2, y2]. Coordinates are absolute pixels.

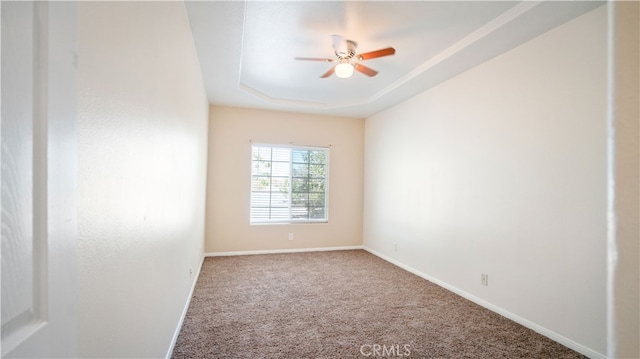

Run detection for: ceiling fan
[[294, 35, 396, 79]]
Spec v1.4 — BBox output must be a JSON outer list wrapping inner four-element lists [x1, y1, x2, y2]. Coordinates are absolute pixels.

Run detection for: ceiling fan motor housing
[[335, 40, 357, 60]]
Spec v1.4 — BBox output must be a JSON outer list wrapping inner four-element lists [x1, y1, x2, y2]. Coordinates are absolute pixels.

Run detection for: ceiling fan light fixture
[[295, 35, 395, 79], [335, 62, 354, 79]]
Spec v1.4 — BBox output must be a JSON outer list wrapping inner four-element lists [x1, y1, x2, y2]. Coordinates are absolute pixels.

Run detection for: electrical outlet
[[394, 242, 398, 251], [189, 267, 193, 279], [481, 273, 488, 286], [288, 233, 294, 241]]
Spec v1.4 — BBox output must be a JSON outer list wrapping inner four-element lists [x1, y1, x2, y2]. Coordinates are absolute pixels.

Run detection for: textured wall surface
[[364, 6, 607, 357], [77, 2, 208, 357], [206, 106, 364, 253]]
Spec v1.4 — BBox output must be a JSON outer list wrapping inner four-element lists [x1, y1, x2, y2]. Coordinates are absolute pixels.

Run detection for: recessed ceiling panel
[[239, 1, 517, 105], [185, 1, 606, 118]]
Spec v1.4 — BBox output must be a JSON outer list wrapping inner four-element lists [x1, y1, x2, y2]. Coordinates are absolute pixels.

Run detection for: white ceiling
[[185, 1, 604, 119]]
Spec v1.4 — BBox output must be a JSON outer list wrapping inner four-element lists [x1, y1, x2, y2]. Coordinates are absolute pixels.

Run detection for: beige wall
[[364, 6, 607, 357], [206, 106, 364, 253], [608, 1, 640, 357], [77, 2, 208, 357]]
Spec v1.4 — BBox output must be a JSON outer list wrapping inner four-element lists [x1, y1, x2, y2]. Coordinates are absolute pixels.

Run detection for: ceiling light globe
[[335, 63, 354, 79]]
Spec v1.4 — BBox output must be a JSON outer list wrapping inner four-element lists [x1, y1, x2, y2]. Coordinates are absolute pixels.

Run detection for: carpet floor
[[172, 250, 585, 358]]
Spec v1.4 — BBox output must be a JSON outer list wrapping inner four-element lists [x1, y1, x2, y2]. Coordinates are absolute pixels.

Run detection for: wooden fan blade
[[356, 47, 396, 61], [354, 63, 378, 77], [294, 57, 334, 62], [321, 66, 336, 78]]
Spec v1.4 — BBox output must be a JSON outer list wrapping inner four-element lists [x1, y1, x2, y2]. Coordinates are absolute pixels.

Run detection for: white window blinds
[[250, 144, 329, 223]]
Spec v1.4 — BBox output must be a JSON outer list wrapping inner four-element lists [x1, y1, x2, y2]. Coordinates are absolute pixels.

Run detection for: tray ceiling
[[185, 1, 605, 118]]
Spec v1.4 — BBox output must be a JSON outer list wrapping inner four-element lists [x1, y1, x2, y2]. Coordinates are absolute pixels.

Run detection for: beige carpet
[[172, 250, 584, 358]]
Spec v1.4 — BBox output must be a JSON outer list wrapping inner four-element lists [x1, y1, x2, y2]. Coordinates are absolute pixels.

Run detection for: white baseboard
[[205, 245, 364, 257], [363, 247, 605, 359], [165, 254, 205, 359]]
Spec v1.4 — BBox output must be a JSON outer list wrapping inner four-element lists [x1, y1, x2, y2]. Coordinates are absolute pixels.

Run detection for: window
[[250, 143, 329, 224]]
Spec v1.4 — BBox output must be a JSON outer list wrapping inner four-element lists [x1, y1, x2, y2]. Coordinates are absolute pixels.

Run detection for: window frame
[[249, 142, 330, 225]]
